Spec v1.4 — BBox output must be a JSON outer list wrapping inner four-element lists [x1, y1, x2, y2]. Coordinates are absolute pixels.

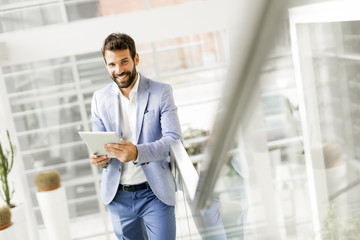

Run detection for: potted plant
[[35, 169, 71, 240], [0, 130, 30, 239], [0, 205, 11, 230], [0, 130, 15, 208], [0, 130, 16, 236]]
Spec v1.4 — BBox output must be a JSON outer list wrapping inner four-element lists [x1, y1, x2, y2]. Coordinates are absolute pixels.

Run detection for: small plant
[[183, 128, 210, 156], [34, 170, 61, 192], [321, 204, 360, 240], [0, 130, 15, 208], [0, 205, 11, 230]]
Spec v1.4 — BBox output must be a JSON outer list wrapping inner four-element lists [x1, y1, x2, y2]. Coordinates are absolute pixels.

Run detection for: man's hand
[[104, 139, 138, 163], [90, 153, 111, 168]]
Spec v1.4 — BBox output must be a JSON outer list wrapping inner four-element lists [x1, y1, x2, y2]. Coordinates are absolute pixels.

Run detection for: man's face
[[104, 49, 139, 89]]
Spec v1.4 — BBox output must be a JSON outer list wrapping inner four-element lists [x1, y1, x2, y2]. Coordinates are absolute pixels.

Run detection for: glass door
[[290, 1, 360, 238]]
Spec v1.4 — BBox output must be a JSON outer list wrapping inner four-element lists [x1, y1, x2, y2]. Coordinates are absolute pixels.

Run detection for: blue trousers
[[107, 184, 176, 240]]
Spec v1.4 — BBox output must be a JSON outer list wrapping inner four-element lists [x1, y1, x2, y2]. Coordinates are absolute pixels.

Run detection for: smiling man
[[89, 33, 182, 240]]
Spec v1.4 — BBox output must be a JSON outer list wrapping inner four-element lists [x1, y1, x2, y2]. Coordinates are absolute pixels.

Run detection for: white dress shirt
[[118, 74, 147, 185]]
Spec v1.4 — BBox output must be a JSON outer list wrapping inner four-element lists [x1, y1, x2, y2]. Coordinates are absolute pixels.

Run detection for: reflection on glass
[[181, 128, 248, 239], [208, 146, 248, 239], [295, 20, 360, 238], [262, 94, 301, 142]]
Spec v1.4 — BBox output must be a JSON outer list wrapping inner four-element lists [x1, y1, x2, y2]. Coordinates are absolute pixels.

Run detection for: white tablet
[[78, 131, 122, 158]]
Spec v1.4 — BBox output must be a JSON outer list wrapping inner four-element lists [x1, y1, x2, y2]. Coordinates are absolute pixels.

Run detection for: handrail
[[329, 178, 360, 202], [170, 140, 199, 201]]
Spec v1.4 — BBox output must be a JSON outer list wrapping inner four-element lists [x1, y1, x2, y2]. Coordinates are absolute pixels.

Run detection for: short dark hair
[[101, 33, 137, 61]]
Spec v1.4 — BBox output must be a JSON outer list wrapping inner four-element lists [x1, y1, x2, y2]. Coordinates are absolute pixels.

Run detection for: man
[[89, 33, 182, 240]]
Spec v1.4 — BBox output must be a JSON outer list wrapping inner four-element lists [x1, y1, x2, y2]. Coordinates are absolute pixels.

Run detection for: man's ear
[[134, 53, 139, 66]]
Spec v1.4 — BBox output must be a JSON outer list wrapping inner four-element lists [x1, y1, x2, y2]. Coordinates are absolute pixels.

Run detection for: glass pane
[[10, 94, 78, 114], [137, 52, 156, 77], [0, 0, 30, 4], [149, 0, 202, 8], [66, 182, 97, 200], [4, 60, 73, 94], [78, 61, 109, 87], [0, 4, 63, 33], [66, 0, 100, 21], [18, 125, 83, 151], [97, 0, 145, 15], [22, 143, 89, 170], [342, 21, 360, 55], [13, 106, 82, 132], [155, 32, 226, 75], [3, 57, 70, 74], [69, 199, 100, 218], [65, 0, 145, 21], [173, 70, 224, 130], [183, 130, 248, 239], [295, 20, 360, 238], [262, 93, 301, 142]]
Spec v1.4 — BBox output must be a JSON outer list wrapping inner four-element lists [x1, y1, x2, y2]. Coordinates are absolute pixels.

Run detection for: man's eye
[[121, 61, 128, 64]]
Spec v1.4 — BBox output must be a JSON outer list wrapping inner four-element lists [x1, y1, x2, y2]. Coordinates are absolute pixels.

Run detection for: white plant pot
[[0, 203, 29, 240], [0, 222, 16, 239], [36, 186, 71, 240], [12, 203, 29, 239]]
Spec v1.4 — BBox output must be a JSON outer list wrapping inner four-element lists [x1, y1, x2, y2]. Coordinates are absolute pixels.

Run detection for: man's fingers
[[98, 158, 110, 163], [105, 143, 123, 149], [120, 139, 132, 145], [91, 156, 110, 167]]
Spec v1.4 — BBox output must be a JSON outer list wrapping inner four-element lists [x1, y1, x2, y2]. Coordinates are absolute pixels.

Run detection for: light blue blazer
[[91, 74, 182, 206]]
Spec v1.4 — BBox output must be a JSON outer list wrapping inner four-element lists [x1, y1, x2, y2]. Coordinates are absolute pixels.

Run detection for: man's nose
[[114, 65, 123, 74]]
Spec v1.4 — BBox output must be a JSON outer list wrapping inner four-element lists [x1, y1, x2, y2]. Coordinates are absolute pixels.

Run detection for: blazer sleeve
[[135, 85, 182, 165], [91, 91, 106, 132]]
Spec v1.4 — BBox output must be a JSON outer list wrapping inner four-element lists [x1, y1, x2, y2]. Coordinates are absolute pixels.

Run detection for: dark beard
[[111, 65, 137, 89]]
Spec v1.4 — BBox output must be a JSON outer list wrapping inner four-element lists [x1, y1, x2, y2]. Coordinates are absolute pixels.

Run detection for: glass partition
[[290, 1, 360, 238]]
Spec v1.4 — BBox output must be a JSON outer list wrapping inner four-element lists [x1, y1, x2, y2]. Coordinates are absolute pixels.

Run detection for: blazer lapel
[[106, 83, 122, 138], [136, 76, 149, 143]]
